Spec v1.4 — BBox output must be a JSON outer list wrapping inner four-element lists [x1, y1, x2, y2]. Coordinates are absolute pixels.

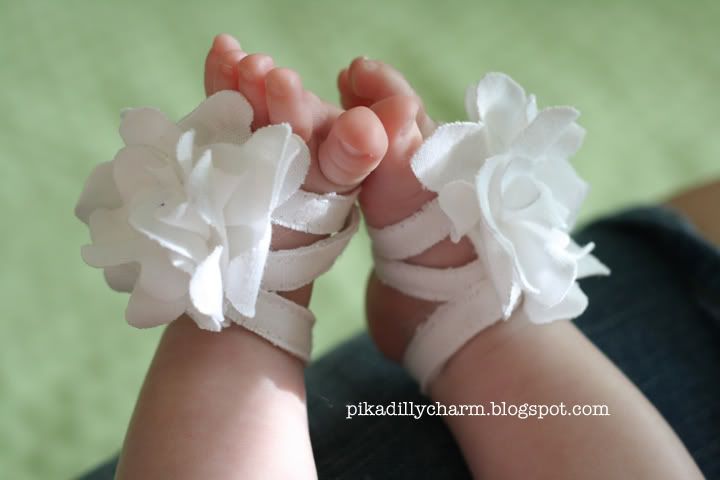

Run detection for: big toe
[[340, 58, 435, 136], [315, 106, 387, 193]]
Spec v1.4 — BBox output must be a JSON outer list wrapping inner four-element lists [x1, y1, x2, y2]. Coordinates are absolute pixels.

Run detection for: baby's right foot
[[342, 56, 608, 384], [338, 58, 486, 365]]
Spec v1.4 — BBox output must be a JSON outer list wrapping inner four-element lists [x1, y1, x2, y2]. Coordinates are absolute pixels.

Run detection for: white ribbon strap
[[366, 199, 453, 260], [226, 290, 316, 362], [374, 257, 485, 303], [369, 203, 499, 390], [273, 189, 360, 235], [264, 207, 360, 292], [248, 193, 359, 361], [402, 284, 502, 389]]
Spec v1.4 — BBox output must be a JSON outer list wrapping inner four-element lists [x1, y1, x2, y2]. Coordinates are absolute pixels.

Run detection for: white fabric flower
[[75, 91, 310, 331], [411, 73, 609, 324]]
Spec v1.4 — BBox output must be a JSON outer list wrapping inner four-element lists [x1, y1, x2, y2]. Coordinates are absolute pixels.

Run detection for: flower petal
[[187, 149, 224, 231], [189, 245, 225, 323], [176, 129, 196, 179], [534, 156, 588, 227], [473, 226, 522, 318], [104, 264, 139, 293], [225, 225, 272, 318], [135, 247, 189, 301], [512, 107, 580, 160], [523, 282, 588, 324], [547, 122, 586, 160], [178, 90, 253, 146], [82, 242, 144, 267], [128, 191, 209, 261], [475, 155, 518, 263], [411, 122, 488, 192], [437, 180, 481, 242], [125, 286, 186, 328], [221, 125, 307, 228], [474, 72, 529, 151], [119, 107, 181, 153], [574, 244, 611, 278], [112, 145, 177, 203], [155, 197, 210, 239], [502, 173, 569, 229], [186, 306, 226, 332], [507, 222, 577, 307], [226, 225, 258, 259], [75, 162, 122, 224], [168, 251, 195, 275], [526, 94, 538, 121], [275, 129, 311, 207], [82, 207, 146, 267]]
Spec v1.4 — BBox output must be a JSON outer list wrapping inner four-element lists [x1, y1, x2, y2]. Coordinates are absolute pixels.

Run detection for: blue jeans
[[80, 207, 720, 479]]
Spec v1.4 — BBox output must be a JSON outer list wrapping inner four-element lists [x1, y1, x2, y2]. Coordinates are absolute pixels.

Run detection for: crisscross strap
[[225, 190, 360, 362], [368, 198, 504, 390]]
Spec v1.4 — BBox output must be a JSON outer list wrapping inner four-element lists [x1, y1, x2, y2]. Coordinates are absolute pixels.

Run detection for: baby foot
[[338, 57, 484, 362], [204, 35, 388, 309]]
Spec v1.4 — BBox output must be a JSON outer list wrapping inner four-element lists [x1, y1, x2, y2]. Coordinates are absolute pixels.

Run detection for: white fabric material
[[374, 258, 485, 302], [274, 189, 360, 234], [263, 208, 360, 292], [366, 199, 453, 260], [403, 285, 503, 387], [76, 91, 357, 361], [226, 291, 316, 361], [370, 73, 610, 390]]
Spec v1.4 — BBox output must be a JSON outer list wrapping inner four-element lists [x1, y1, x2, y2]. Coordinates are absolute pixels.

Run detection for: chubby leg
[[340, 57, 704, 479], [115, 36, 388, 480]]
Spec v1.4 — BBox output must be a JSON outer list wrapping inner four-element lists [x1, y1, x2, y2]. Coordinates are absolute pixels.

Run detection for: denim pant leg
[[572, 207, 720, 478]]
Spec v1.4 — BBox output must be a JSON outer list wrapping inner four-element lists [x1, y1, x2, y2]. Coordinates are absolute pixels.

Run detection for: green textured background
[[1, 0, 718, 477]]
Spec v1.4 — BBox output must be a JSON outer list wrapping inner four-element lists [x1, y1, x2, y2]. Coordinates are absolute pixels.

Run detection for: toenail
[[339, 139, 366, 157], [398, 118, 418, 141], [362, 59, 379, 71]]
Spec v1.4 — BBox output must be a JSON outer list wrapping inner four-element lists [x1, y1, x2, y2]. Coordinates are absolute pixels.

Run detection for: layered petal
[[189, 246, 225, 324], [523, 282, 589, 324], [409, 72, 608, 325], [411, 122, 488, 191], [79, 92, 311, 331], [125, 286, 186, 328], [119, 107, 181, 154], [511, 107, 580, 160], [112, 145, 176, 203], [473, 72, 529, 151], [103, 264, 139, 293], [437, 180, 480, 242], [178, 90, 253, 146], [75, 162, 122, 224]]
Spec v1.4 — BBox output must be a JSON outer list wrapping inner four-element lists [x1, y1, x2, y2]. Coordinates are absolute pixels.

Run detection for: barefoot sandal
[[75, 91, 359, 362], [368, 73, 610, 391]]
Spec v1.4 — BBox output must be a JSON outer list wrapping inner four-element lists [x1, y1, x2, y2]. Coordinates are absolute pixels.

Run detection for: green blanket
[[1, 0, 718, 477]]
